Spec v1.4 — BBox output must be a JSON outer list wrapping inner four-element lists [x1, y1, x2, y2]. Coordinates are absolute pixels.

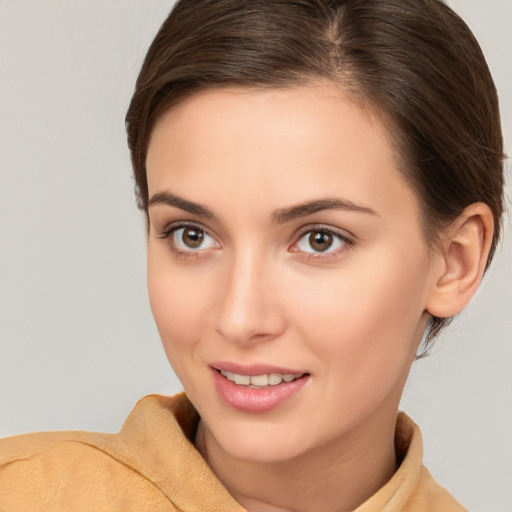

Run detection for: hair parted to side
[[126, 0, 504, 347]]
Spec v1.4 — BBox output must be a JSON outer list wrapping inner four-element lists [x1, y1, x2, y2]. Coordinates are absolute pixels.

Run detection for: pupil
[[183, 228, 204, 248], [309, 231, 332, 252]]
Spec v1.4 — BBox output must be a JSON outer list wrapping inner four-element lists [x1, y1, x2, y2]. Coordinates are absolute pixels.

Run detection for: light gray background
[[0, 1, 510, 510]]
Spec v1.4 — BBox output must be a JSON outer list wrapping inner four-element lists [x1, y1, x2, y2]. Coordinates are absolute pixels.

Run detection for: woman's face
[[146, 84, 438, 463]]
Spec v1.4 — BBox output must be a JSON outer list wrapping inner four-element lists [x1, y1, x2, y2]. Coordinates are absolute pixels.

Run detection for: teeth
[[250, 374, 269, 386], [234, 374, 250, 385], [220, 370, 304, 387], [268, 373, 282, 385]]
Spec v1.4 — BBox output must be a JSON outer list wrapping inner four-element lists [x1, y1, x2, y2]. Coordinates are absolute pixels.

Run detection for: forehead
[[146, 84, 419, 223]]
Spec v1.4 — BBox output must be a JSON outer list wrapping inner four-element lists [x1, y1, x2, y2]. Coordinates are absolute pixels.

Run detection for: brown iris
[[309, 231, 333, 252], [181, 227, 204, 248]]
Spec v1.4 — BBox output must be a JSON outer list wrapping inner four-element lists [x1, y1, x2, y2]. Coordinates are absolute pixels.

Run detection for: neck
[[195, 404, 399, 512]]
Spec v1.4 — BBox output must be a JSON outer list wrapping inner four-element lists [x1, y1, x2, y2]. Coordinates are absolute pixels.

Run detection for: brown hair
[[126, 0, 504, 345]]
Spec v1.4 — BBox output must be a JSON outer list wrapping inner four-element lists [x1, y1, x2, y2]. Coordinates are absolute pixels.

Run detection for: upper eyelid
[[156, 220, 212, 238], [294, 223, 355, 242]]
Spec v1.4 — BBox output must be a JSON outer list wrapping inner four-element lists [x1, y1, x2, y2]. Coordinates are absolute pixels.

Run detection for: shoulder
[[0, 430, 141, 509], [0, 428, 107, 465], [356, 413, 468, 512], [0, 394, 192, 511], [411, 466, 468, 511]]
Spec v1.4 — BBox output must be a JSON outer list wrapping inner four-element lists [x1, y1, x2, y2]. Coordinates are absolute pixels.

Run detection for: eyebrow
[[271, 198, 378, 224], [148, 192, 215, 219], [148, 191, 377, 223]]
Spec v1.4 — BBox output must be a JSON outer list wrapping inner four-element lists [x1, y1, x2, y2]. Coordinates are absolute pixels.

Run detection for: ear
[[426, 203, 494, 318]]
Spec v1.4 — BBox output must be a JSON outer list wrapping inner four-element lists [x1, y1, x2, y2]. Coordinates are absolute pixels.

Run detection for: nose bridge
[[214, 245, 283, 345]]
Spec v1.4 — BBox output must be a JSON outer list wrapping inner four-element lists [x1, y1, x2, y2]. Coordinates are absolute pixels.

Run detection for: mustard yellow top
[[0, 393, 467, 511]]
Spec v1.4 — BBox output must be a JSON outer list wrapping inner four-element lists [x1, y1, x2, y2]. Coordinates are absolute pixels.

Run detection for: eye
[[158, 223, 220, 253], [172, 226, 219, 251], [294, 227, 348, 254]]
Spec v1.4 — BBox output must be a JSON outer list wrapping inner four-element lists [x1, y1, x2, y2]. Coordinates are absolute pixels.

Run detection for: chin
[[216, 428, 310, 464], [202, 409, 323, 465]]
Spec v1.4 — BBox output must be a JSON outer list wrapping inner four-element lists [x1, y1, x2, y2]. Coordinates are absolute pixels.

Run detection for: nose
[[214, 250, 286, 346]]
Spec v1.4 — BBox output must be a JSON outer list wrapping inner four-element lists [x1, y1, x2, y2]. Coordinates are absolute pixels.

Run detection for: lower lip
[[212, 369, 309, 413]]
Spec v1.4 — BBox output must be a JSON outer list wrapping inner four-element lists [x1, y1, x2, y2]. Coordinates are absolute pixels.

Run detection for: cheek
[[288, 246, 429, 377], [147, 247, 212, 370]]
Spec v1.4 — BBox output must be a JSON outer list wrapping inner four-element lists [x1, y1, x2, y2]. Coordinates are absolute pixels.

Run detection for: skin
[[145, 83, 492, 512]]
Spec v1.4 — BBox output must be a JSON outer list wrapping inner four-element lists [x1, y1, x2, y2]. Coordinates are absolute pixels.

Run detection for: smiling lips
[[211, 364, 309, 413]]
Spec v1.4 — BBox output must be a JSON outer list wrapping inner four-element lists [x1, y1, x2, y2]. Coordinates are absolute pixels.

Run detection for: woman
[[0, 0, 507, 510]]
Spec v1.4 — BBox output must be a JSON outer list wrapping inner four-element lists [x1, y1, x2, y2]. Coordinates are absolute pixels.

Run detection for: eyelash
[[156, 221, 217, 259], [156, 222, 355, 261], [292, 224, 354, 261]]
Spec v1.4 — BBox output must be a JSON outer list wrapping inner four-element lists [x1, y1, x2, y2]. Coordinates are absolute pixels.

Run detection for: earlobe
[[426, 203, 494, 318]]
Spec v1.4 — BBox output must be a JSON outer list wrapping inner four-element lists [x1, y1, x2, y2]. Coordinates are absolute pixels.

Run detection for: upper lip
[[210, 361, 307, 376]]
